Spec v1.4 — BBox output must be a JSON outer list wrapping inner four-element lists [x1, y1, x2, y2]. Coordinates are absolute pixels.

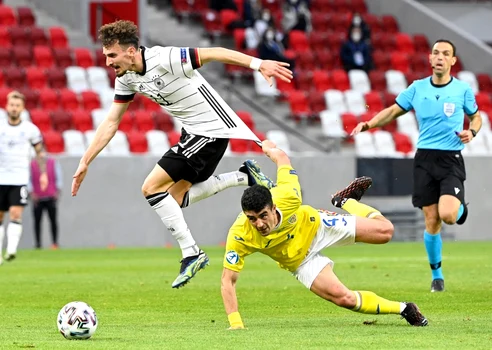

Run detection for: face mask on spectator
[[266, 31, 275, 41], [351, 32, 362, 42], [262, 12, 271, 22], [353, 15, 361, 26]]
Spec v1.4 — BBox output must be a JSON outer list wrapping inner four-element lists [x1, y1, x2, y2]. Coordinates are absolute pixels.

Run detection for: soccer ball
[[57, 301, 98, 340]]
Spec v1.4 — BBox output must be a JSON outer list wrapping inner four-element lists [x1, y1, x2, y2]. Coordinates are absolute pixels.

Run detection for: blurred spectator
[[29, 149, 62, 249], [209, 0, 238, 11], [340, 26, 374, 72], [258, 27, 295, 70], [282, 0, 312, 33], [348, 12, 372, 44], [245, 8, 277, 49], [243, 0, 263, 28]]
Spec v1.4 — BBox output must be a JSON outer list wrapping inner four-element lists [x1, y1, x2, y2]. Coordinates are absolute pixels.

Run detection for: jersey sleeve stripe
[[114, 93, 135, 103], [395, 100, 409, 112], [189, 48, 201, 69]]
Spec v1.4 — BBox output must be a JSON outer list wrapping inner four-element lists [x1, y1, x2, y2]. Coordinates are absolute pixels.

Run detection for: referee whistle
[[455, 131, 460, 136]]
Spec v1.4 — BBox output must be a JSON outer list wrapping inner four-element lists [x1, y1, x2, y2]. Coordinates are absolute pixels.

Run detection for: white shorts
[[293, 211, 356, 289]]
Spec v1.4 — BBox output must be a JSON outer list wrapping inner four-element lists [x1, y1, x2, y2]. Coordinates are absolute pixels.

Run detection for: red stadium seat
[[19, 89, 39, 110], [171, 0, 193, 16], [133, 111, 155, 132], [288, 30, 310, 52], [326, 31, 345, 51], [393, 132, 413, 155], [42, 129, 65, 153], [232, 28, 246, 50], [312, 69, 332, 91], [72, 110, 93, 131], [276, 77, 296, 98], [3, 67, 25, 89], [390, 52, 410, 73], [311, 13, 330, 32], [410, 53, 430, 75], [395, 32, 415, 53], [9, 26, 30, 47], [51, 110, 73, 132], [229, 138, 249, 153], [296, 51, 316, 71], [382, 91, 397, 107], [45, 67, 67, 88], [364, 91, 384, 112], [74, 48, 94, 68], [49, 27, 68, 48], [0, 46, 12, 67], [29, 109, 52, 132], [141, 95, 162, 111], [315, 49, 336, 71], [154, 110, 174, 132], [118, 112, 134, 132], [38, 88, 59, 110], [126, 130, 149, 153], [95, 49, 107, 67], [381, 15, 399, 33], [26, 67, 48, 89], [331, 11, 352, 33], [167, 130, 181, 146], [288, 90, 312, 120], [373, 50, 391, 71], [17, 7, 35, 26], [351, 0, 368, 14], [405, 71, 427, 86], [220, 9, 240, 33], [296, 71, 314, 92], [309, 31, 328, 52], [477, 73, 492, 93], [53, 48, 73, 68], [368, 70, 386, 91], [475, 92, 492, 110], [413, 34, 430, 53], [331, 69, 350, 91], [341, 112, 359, 134], [12, 46, 32, 67], [453, 56, 464, 72], [0, 26, 11, 47], [59, 88, 80, 110], [127, 93, 143, 112], [0, 5, 16, 26], [0, 70, 4, 87], [80, 91, 101, 111], [33, 46, 55, 68], [359, 111, 378, 132], [309, 91, 327, 114], [363, 13, 381, 34], [382, 119, 398, 133], [0, 87, 12, 106], [30, 27, 48, 46], [372, 32, 394, 52], [236, 110, 254, 130], [202, 10, 222, 36]]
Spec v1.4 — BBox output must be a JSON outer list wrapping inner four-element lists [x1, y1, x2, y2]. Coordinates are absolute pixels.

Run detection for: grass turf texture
[[0, 241, 491, 349]]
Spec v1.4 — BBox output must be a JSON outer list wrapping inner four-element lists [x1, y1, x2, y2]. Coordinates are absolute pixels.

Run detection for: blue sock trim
[[424, 230, 444, 280], [456, 204, 464, 221]]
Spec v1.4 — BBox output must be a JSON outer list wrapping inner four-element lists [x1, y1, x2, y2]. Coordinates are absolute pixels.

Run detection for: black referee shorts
[[158, 128, 229, 184], [0, 185, 29, 211], [412, 149, 466, 208]]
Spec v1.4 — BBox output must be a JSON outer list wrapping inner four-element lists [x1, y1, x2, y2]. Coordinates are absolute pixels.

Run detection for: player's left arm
[[30, 125, 48, 184], [221, 267, 244, 330], [198, 47, 293, 86], [459, 87, 482, 144]]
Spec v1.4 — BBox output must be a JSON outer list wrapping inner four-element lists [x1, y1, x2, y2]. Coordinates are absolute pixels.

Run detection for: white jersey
[[114, 46, 258, 140], [0, 119, 42, 185]]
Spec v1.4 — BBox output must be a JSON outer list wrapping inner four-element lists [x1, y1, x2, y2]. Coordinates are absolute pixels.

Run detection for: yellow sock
[[352, 291, 402, 315], [342, 199, 381, 218]]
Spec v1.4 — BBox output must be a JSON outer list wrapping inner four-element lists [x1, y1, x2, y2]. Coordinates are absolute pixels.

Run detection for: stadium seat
[[140, 95, 162, 112], [74, 48, 95, 68], [134, 111, 155, 132], [351, 0, 367, 13], [413, 34, 430, 53], [49, 27, 69, 48], [62, 130, 86, 156], [324, 89, 347, 114], [266, 130, 291, 154], [344, 90, 367, 115], [126, 130, 148, 153], [368, 70, 386, 91], [86, 66, 111, 93], [201, 10, 222, 36], [326, 31, 345, 52], [17, 7, 35, 26], [396, 111, 419, 135], [477, 73, 492, 93], [385, 70, 408, 95], [45, 67, 67, 89], [108, 130, 130, 155], [254, 71, 279, 97], [0, 46, 12, 66], [53, 48, 74, 68], [236, 110, 254, 130], [12, 46, 32, 67], [29, 109, 52, 132], [33, 46, 55, 68], [309, 91, 327, 114], [59, 88, 80, 110], [0, 70, 4, 87], [288, 30, 310, 52], [315, 49, 336, 71], [80, 91, 101, 111], [232, 28, 245, 50], [66, 66, 90, 93], [390, 52, 410, 74], [466, 130, 489, 156], [26, 67, 48, 89], [91, 108, 107, 128], [9, 26, 30, 46], [395, 32, 415, 54], [320, 110, 346, 139], [288, 90, 312, 120], [296, 71, 314, 92], [51, 110, 73, 132], [297, 51, 317, 72], [42, 129, 64, 153], [167, 130, 181, 146], [72, 109, 93, 131], [105, 67, 116, 88], [31, 27, 48, 46], [354, 132, 377, 157], [0, 5, 16, 26], [475, 92, 492, 110], [38, 88, 60, 110], [313, 69, 332, 91], [410, 53, 430, 76], [348, 70, 371, 94], [373, 130, 399, 157], [219, 9, 240, 34], [457, 71, 479, 94], [0, 26, 10, 47], [364, 91, 384, 112], [373, 50, 391, 71], [392, 132, 414, 156], [146, 130, 170, 156], [85, 130, 109, 155], [382, 91, 397, 107], [372, 32, 394, 52], [341, 112, 359, 134], [0, 87, 12, 106], [381, 15, 399, 33], [118, 111, 134, 132], [229, 138, 249, 153], [19, 89, 39, 110], [97, 88, 114, 109], [3, 67, 25, 89], [275, 77, 296, 98], [309, 31, 328, 51], [331, 70, 350, 91]]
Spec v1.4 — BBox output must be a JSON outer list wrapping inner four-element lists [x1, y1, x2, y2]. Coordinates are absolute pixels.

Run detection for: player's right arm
[[221, 267, 244, 330], [71, 102, 129, 196], [351, 83, 415, 135], [261, 139, 291, 167]]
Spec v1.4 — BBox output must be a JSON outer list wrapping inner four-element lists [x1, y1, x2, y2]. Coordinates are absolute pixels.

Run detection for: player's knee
[[424, 215, 442, 232], [377, 219, 394, 243], [333, 292, 357, 309], [440, 211, 457, 225], [141, 180, 161, 197]]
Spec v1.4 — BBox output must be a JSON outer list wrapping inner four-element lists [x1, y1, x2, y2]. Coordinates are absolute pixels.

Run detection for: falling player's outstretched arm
[[221, 268, 244, 330], [261, 139, 291, 168], [198, 47, 293, 86], [71, 102, 129, 196]]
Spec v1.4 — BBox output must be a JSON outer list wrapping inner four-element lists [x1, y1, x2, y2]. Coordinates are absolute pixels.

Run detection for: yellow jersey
[[223, 165, 320, 273]]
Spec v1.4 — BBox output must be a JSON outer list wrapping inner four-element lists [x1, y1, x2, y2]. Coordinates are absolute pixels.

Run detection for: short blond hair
[[7, 90, 26, 103]]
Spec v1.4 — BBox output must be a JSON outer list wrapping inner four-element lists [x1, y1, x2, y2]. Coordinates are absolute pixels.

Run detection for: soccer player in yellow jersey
[[221, 140, 429, 329]]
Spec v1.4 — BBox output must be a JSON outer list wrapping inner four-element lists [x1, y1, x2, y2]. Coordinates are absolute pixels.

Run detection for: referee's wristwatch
[[470, 129, 477, 138]]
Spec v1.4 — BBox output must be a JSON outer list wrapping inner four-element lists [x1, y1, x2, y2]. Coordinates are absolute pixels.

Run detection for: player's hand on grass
[[259, 60, 293, 86], [71, 163, 88, 196], [351, 122, 370, 136], [456, 130, 474, 144]]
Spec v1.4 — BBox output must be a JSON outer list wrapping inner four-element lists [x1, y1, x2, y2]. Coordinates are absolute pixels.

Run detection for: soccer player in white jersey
[[71, 20, 293, 288], [0, 91, 47, 264]]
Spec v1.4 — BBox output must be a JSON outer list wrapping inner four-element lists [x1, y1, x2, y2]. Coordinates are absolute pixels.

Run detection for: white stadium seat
[[254, 71, 279, 97], [479, 110, 490, 129], [266, 129, 291, 154], [348, 70, 371, 94], [467, 129, 489, 156], [107, 130, 130, 156], [63, 130, 86, 156], [354, 132, 377, 157], [86, 67, 111, 93], [91, 108, 108, 128], [324, 89, 347, 114], [385, 70, 408, 95], [66, 66, 90, 93], [98, 88, 115, 109], [146, 130, 170, 156], [396, 111, 419, 135], [320, 110, 346, 138], [457, 71, 479, 94], [373, 130, 400, 157], [84, 130, 109, 156], [344, 90, 367, 115]]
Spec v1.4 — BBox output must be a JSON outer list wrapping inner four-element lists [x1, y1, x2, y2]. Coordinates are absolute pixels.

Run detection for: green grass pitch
[[1, 241, 491, 349]]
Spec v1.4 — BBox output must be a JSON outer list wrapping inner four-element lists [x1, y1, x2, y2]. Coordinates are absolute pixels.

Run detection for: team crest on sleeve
[[226, 251, 239, 265], [287, 214, 297, 224], [443, 102, 455, 117]]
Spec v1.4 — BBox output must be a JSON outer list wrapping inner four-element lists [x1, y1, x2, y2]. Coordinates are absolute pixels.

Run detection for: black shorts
[[0, 185, 29, 211], [158, 128, 229, 184], [412, 149, 466, 208]]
